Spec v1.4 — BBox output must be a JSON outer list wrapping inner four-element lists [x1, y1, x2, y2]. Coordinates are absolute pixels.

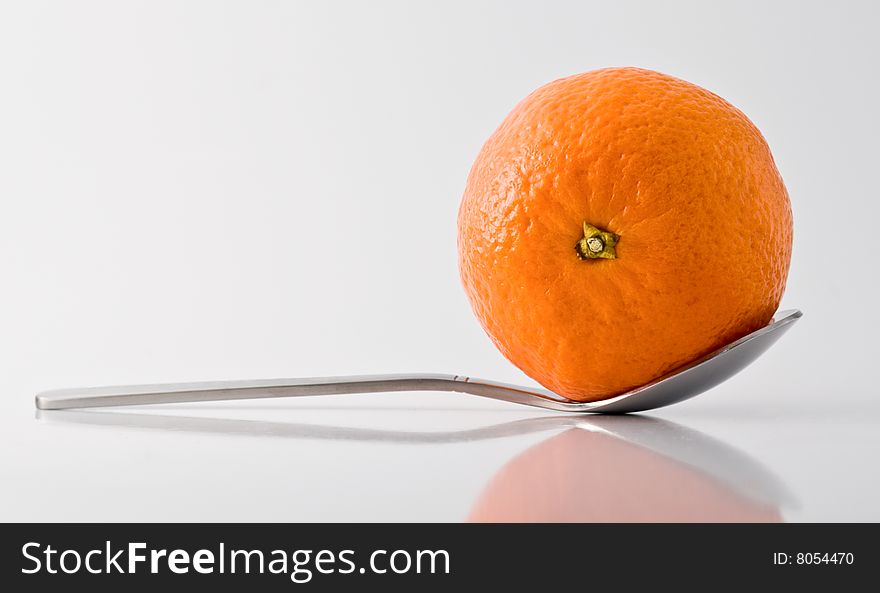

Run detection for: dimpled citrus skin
[[458, 67, 792, 402]]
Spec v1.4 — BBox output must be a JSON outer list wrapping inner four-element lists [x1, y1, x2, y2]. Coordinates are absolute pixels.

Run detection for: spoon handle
[[34, 373, 579, 412]]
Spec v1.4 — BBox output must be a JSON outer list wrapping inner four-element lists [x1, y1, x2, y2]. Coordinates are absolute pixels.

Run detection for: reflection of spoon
[[37, 409, 793, 519], [35, 408, 579, 444], [35, 310, 801, 414], [468, 416, 792, 522]]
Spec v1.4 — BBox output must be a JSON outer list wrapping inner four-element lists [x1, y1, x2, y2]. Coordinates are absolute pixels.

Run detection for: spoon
[[35, 309, 801, 413]]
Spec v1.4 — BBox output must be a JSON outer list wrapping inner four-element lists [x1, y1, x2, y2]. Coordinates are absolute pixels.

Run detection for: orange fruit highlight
[[458, 67, 792, 402]]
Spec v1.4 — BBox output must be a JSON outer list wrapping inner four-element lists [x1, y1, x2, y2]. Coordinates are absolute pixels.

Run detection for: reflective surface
[[38, 410, 789, 522], [467, 425, 785, 522], [3, 389, 879, 522]]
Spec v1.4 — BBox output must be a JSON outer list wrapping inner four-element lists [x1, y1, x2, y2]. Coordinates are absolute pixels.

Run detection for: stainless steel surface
[[35, 309, 802, 413]]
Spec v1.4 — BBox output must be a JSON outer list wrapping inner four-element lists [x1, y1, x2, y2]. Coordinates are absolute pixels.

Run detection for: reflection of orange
[[458, 67, 792, 402], [467, 429, 782, 523]]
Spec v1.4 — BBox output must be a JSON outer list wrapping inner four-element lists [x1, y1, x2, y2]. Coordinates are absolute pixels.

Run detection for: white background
[[1, 0, 878, 522]]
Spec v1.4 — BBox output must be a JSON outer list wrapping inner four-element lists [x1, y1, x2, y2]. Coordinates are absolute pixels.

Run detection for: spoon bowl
[[35, 309, 801, 413]]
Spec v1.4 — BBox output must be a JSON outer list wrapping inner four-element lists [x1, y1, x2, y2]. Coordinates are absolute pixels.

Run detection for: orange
[[458, 67, 792, 402]]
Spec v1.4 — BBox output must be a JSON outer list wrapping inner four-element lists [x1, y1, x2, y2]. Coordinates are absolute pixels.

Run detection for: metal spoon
[[34, 309, 801, 413]]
